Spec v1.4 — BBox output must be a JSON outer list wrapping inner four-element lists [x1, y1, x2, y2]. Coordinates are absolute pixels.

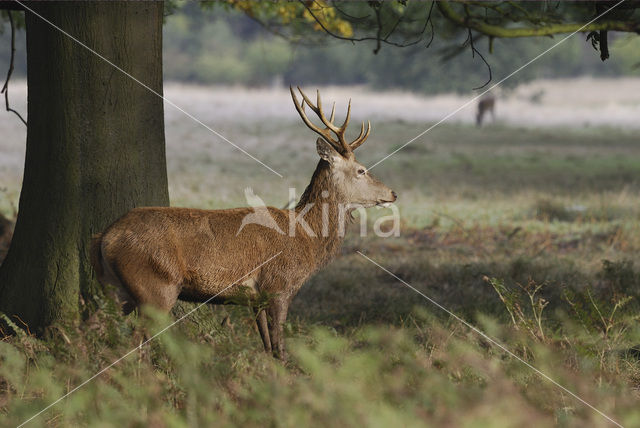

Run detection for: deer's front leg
[[267, 296, 290, 360], [255, 308, 272, 353]]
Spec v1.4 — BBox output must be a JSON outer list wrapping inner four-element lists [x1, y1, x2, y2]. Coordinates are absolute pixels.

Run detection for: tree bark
[[0, 2, 169, 332]]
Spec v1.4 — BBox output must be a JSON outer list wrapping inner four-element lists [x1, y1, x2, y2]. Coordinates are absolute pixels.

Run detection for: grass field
[[2, 87, 640, 426]]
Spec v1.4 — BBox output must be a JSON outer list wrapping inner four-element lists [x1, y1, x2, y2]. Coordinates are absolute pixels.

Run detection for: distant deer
[[476, 94, 496, 127], [91, 87, 397, 359]]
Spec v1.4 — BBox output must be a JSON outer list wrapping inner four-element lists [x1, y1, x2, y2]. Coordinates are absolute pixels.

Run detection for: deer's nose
[[391, 191, 397, 201]]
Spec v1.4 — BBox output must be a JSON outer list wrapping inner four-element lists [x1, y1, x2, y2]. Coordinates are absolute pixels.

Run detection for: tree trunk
[[0, 2, 169, 332]]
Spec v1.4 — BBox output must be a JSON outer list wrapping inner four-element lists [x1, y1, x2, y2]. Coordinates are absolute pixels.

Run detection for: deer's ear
[[316, 138, 342, 165]]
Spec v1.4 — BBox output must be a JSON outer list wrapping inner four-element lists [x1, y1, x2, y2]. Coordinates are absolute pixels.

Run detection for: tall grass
[[2, 274, 640, 427]]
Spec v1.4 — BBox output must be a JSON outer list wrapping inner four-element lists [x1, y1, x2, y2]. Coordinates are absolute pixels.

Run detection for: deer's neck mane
[[295, 160, 351, 264]]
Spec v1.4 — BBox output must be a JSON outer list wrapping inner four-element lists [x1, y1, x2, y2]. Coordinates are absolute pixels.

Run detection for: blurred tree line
[[163, 2, 640, 93], [2, 3, 638, 95]]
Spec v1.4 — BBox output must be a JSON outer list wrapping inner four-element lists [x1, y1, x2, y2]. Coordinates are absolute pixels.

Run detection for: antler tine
[[314, 89, 342, 134], [290, 86, 313, 130], [296, 86, 315, 114], [340, 99, 351, 132], [324, 98, 353, 155], [316, 89, 321, 112], [297, 87, 320, 118], [349, 120, 371, 151], [291, 86, 363, 155], [297, 87, 322, 121], [290, 86, 333, 143], [296, 87, 337, 133], [292, 86, 345, 152], [316, 89, 350, 153]]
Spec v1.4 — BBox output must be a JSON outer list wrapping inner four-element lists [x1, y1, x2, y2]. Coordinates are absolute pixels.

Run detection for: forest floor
[[2, 82, 640, 426]]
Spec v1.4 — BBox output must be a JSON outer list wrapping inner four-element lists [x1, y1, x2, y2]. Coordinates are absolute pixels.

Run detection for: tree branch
[[1, 10, 27, 126], [299, 0, 430, 50], [238, 11, 321, 47], [466, 29, 492, 90], [372, 2, 382, 54], [425, 1, 436, 48], [437, 1, 640, 38]]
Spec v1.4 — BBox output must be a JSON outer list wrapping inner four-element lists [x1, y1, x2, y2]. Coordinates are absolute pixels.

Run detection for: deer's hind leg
[[114, 262, 182, 312], [255, 308, 272, 353], [99, 255, 138, 314]]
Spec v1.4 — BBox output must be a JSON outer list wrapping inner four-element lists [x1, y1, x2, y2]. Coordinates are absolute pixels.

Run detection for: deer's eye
[[357, 168, 366, 175]]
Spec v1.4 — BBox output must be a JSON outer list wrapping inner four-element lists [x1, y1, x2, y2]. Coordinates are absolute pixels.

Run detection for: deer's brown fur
[[92, 87, 396, 359]]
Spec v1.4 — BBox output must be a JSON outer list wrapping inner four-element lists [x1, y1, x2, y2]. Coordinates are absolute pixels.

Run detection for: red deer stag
[[476, 94, 496, 127], [91, 87, 397, 359]]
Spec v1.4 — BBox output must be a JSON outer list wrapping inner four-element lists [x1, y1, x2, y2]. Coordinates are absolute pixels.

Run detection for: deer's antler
[[290, 86, 371, 156]]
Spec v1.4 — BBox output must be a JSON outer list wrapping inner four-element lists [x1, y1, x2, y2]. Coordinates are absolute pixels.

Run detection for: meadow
[[2, 84, 640, 426]]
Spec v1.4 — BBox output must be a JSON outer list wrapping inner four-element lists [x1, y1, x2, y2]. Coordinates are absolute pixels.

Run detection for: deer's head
[[291, 87, 397, 208]]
